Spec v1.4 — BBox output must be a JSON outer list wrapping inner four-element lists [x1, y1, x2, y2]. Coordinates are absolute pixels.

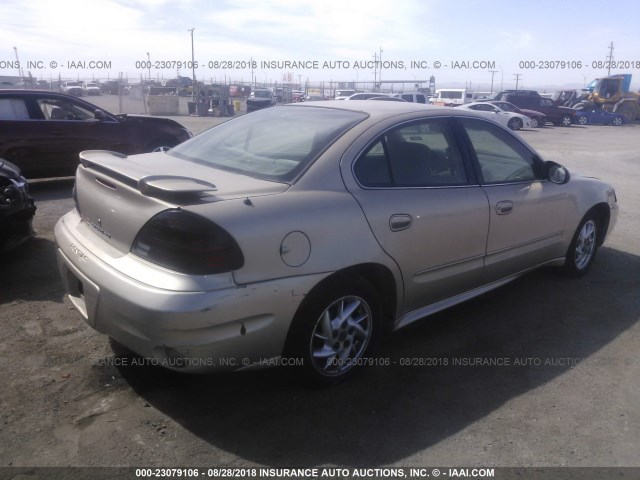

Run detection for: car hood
[[0, 158, 22, 180], [115, 114, 187, 129]]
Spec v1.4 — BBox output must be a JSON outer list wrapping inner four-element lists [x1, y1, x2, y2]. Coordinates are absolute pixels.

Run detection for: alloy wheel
[[310, 295, 372, 376]]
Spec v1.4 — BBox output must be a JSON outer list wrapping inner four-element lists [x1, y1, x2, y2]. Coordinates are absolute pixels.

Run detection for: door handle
[[389, 214, 413, 231], [496, 201, 513, 215]]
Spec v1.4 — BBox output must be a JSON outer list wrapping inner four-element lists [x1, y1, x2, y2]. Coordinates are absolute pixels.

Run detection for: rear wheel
[[508, 117, 523, 130], [613, 103, 637, 123], [560, 114, 573, 127], [563, 213, 600, 277], [578, 116, 588, 125], [530, 117, 540, 128], [611, 116, 623, 126], [284, 275, 381, 385]]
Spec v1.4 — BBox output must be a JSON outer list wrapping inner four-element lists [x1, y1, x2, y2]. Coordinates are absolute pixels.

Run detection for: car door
[[343, 117, 490, 315], [0, 95, 40, 176], [591, 108, 607, 124], [29, 94, 123, 176], [457, 117, 570, 281], [467, 103, 509, 128]]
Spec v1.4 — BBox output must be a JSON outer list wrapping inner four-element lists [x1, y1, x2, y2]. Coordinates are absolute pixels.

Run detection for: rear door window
[[0, 98, 30, 120], [355, 119, 469, 187]]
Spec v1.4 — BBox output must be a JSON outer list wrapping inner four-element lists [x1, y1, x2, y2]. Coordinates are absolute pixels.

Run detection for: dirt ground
[[0, 118, 638, 469]]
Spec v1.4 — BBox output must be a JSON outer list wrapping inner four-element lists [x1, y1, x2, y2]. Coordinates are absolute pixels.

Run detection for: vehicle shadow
[[116, 246, 640, 467], [29, 177, 75, 201], [0, 237, 65, 304]]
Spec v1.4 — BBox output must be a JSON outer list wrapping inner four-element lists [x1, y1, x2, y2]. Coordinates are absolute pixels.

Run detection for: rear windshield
[[169, 106, 367, 182]]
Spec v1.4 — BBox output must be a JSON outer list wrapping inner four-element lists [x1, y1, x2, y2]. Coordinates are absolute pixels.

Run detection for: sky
[[1, 0, 640, 92]]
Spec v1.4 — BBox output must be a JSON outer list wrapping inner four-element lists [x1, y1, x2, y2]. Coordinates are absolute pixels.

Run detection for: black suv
[[0, 90, 192, 178], [501, 93, 577, 126]]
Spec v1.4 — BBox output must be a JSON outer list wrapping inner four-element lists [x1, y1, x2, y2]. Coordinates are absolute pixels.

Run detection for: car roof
[[0, 89, 85, 96], [286, 99, 481, 121]]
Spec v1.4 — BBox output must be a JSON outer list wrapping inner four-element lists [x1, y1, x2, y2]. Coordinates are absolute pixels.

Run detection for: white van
[[430, 89, 473, 106], [392, 92, 428, 104]]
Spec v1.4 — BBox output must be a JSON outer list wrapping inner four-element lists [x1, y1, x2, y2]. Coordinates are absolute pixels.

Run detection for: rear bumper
[[54, 211, 328, 372]]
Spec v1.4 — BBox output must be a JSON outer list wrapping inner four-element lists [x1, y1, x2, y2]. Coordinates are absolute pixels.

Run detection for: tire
[[578, 116, 588, 125], [613, 103, 636, 123], [145, 138, 178, 152], [611, 116, 623, 126], [560, 114, 573, 127], [508, 117, 523, 130], [284, 275, 381, 385], [530, 117, 540, 128], [563, 213, 600, 277]]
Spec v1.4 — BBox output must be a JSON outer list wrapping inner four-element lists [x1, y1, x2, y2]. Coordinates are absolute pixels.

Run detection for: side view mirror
[[94, 109, 108, 121], [545, 161, 570, 184]]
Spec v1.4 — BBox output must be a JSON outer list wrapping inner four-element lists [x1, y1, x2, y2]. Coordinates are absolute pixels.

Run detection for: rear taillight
[[131, 209, 244, 275]]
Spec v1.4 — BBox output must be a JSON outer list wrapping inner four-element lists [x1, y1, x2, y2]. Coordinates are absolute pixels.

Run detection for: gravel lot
[[0, 114, 638, 468]]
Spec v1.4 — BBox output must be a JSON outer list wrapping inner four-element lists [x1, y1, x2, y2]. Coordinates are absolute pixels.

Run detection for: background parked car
[[459, 101, 532, 130], [392, 92, 429, 103], [82, 82, 101, 96], [574, 104, 625, 126], [62, 81, 83, 96], [0, 158, 36, 251], [334, 89, 356, 100], [490, 101, 547, 128], [0, 90, 192, 178], [246, 88, 277, 112], [370, 96, 407, 102], [303, 95, 328, 101], [500, 92, 577, 126], [55, 101, 617, 385], [345, 92, 394, 100]]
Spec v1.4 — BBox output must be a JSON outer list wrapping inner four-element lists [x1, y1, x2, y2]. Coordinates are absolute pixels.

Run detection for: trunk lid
[[75, 150, 288, 253]]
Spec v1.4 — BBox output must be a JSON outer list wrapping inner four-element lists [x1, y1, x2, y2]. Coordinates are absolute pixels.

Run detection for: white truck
[[430, 89, 473, 106]]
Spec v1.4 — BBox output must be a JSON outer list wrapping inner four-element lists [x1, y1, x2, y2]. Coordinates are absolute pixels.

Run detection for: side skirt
[[393, 257, 566, 331]]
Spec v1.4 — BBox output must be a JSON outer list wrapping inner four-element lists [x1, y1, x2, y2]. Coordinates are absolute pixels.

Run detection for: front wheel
[[508, 117, 523, 130], [560, 114, 573, 127], [145, 138, 178, 152], [611, 116, 623, 126], [530, 117, 540, 128], [284, 275, 381, 385], [563, 214, 600, 277]]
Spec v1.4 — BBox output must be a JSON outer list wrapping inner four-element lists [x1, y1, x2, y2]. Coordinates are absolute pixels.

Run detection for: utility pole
[[488, 70, 498, 93], [513, 73, 522, 90], [12, 46, 24, 84], [250, 57, 255, 86], [378, 46, 383, 89], [606, 41, 614, 76], [146, 52, 151, 82], [188, 28, 196, 103], [373, 51, 378, 90]]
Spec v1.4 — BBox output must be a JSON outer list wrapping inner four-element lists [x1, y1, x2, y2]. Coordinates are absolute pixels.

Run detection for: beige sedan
[[55, 101, 618, 384]]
